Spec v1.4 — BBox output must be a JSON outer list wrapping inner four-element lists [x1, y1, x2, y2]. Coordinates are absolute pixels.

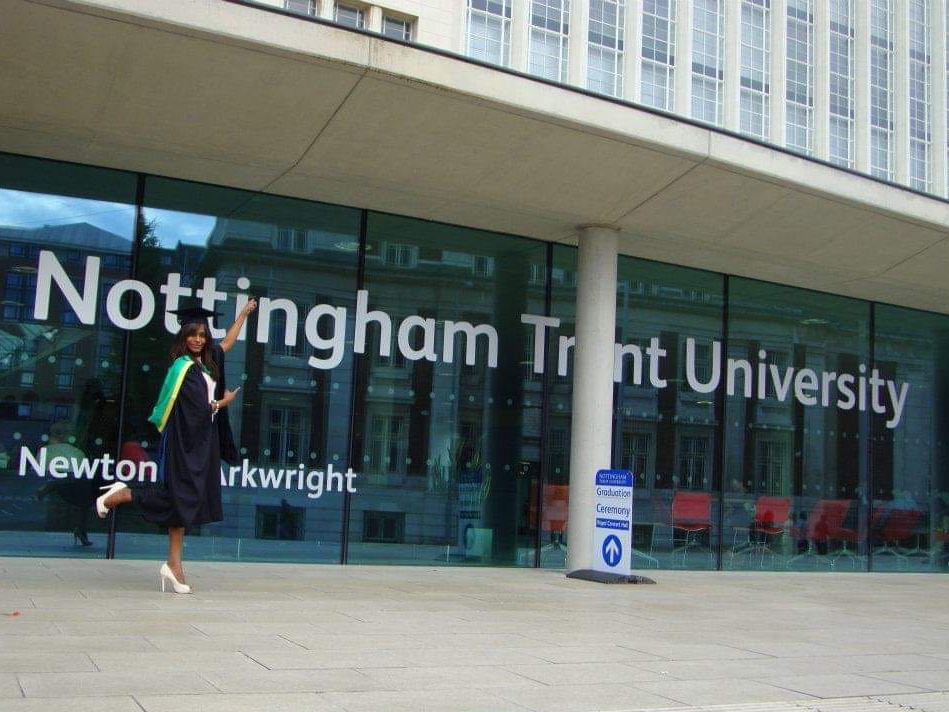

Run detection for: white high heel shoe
[[95, 482, 128, 518], [159, 562, 192, 594]]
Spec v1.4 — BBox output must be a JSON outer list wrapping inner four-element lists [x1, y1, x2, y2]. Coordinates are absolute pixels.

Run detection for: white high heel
[[159, 562, 192, 594], [95, 482, 128, 518]]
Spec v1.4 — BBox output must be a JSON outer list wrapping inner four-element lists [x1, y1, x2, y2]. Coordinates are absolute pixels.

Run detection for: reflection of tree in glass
[[429, 435, 489, 501]]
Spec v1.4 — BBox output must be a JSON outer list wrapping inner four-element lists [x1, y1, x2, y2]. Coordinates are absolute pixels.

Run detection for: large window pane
[[0, 154, 136, 557], [539, 245, 576, 568], [347, 213, 546, 566], [873, 305, 949, 572], [116, 178, 360, 563], [614, 259, 723, 570], [724, 280, 870, 571]]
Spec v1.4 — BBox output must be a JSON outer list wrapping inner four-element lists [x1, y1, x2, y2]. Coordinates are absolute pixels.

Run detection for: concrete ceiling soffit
[[0, 0, 365, 188], [265, 169, 568, 239], [833, 276, 949, 314], [280, 74, 700, 228], [707, 132, 949, 230], [616, 162, 946, 279], [369, 38, 710, 161]]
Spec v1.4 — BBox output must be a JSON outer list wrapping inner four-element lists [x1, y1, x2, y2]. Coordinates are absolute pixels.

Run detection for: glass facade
[[1, 150, 948, 573]]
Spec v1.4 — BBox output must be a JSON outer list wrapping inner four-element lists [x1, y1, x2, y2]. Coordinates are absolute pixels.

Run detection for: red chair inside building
[[871, 508, 923, 565], [671, 491, 712, 566], [542, 485, 569, 549], [788, 499, 853, 568], [732, 496, 791, 567]]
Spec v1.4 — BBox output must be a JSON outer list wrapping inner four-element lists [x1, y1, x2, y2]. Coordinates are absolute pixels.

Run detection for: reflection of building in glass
[[0, 221, 130, 451]]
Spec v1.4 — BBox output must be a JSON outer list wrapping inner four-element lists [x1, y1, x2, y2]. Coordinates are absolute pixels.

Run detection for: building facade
[[0, 0, 947, 573], [258, 0, 949, 199]]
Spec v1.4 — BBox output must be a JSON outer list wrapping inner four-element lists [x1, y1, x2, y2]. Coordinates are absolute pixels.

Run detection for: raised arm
[[220, 298, 257, 353]]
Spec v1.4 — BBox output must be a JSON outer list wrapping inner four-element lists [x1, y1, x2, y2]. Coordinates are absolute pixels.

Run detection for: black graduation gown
[[138, 364, 223, 528]]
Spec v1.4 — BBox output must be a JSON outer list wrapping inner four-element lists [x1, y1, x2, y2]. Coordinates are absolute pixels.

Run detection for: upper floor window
[[828, 0, 855, 168], [529, 0, 570, 82], [267, 406, 308, 465], [739, 0, 771, 140], [908, 0, 932, 192], [277, 227, 310, 252], [382, 15, 412, 41], [691, 0, 724, 126], [466, 0, 513, 67], [588, 0, 626, 97], [641, 0, 676, 111], [284, 0, 317, 16], [869, 0, 895, 180], [383, 242, 418, 268], [785, 0, 814, 155], [335, 3, 365, 29]]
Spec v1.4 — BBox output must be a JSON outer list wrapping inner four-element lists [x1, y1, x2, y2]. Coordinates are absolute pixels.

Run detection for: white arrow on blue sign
[[602, 534, 622, 567]]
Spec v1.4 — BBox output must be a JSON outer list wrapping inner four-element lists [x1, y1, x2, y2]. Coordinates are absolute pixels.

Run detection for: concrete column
[[814, 0, 831, 159], [723, 0, 742, 131], [567, 0, 589, 88], [511, 0, 531, 72], [565, 225, 619, 574], [674, 0, 693, 115], [894, 1, 910, 184], [770, 0, 788, 146], [625, 0, 643, 102], [931, 0, 947, 196], [854, 0, 871, 173], [319, 0, 334, 22], [367, 5, 383, 33]]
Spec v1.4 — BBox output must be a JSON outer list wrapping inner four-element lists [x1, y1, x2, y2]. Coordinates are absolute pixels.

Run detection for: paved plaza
[[0, 557, 948, 712]]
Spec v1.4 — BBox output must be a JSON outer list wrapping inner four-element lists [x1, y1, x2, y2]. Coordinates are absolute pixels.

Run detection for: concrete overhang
[[2, 0, 948, 311]]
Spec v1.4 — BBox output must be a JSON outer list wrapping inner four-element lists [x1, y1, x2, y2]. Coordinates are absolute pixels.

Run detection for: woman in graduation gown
[[96, 299, 256, 593]]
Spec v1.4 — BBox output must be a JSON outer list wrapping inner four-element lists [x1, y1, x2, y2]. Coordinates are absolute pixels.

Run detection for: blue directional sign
[[592, 469, 633, 575], [602, 534, 622, 567]]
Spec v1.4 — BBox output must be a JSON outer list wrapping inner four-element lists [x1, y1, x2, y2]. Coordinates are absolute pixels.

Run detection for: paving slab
[[0, 652, 95, 673], [0, 698, 144, 712], [862, 669, 949, 691], [200, 668, 380, 693], [0, 672, 23, 697], [506, 662, 667, 685], [491, 682, 684, 711], [88, 650, 264, 672], [320, 687, 532, 711], [0, 634, 157, 653], [17, 670, 217, 697], [628, 678, 815, 706], [353, 664, 546, 691], [759, 672, 931, 697], [136, 691, 346, 711]]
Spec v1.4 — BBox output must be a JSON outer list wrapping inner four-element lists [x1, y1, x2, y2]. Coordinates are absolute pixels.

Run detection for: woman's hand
[[216, 387, 242, 410], [222, 388, 241, 406], [221, 298, 258, 353]]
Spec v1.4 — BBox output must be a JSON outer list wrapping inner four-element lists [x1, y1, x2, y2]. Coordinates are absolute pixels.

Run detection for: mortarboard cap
[[169, 306, 220, 329]]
